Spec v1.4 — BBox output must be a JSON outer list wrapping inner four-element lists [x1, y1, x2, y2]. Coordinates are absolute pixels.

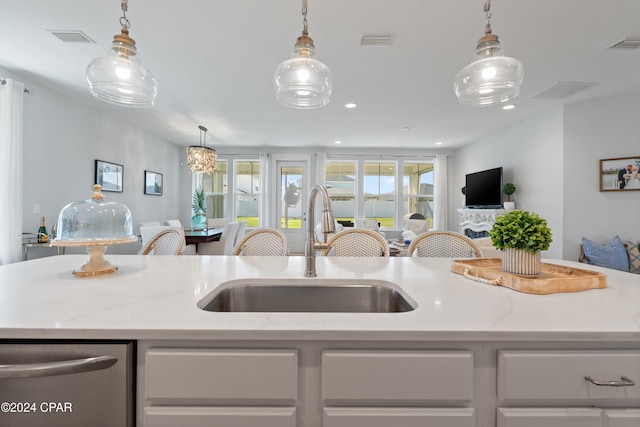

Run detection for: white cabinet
[[497, 351, 640, 427], [321, 350, 474, 427], [142, 348, 298, 427], [144, 407, 296, 427], [323, 407, 475, 427]]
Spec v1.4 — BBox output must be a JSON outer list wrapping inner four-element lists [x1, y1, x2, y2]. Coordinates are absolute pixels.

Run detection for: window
[[202, 160, 227, 219], [326, 161, 357, 224], [364, 162, 396, 228], [235, 160, 261, 227], [403, 162, 434, 228]]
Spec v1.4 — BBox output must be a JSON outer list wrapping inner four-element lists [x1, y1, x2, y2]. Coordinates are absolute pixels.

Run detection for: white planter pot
[[502, 248, 541, 276], [503, 201, 515, 210]]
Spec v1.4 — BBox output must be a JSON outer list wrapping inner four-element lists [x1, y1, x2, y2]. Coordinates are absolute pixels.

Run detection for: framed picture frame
[[599, 156, 640, 191], [95, 160, 123, 192], [144, 170, 163, 196]]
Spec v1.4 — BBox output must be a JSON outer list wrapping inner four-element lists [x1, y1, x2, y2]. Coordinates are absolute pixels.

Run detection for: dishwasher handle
[[0, 355, 117, 379]]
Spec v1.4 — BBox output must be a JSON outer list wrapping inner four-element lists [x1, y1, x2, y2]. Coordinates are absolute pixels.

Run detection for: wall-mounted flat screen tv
[[465, 167, 503, 208]]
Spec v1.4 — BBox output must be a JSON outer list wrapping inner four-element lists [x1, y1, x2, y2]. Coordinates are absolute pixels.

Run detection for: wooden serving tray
[[451, 258, 607, 295]]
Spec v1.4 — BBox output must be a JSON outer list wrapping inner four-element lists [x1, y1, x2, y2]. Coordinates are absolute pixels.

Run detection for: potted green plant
[[502, 182, 516, 210], [191, 187, 207, 230], [489, 210, 552, 276]]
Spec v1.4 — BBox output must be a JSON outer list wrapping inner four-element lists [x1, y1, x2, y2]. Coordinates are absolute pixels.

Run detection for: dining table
[[183, 228, 223, 250]]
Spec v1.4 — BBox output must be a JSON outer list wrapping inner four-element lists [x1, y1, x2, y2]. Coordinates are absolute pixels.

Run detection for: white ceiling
[[2, 0, 640, 150]]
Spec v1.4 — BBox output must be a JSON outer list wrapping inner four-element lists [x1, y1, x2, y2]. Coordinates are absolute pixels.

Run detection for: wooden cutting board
[[451, 258, 607, 295]]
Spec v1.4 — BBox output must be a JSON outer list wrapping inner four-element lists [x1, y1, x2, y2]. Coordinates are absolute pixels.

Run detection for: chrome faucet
[[305, 185, 335, 277]]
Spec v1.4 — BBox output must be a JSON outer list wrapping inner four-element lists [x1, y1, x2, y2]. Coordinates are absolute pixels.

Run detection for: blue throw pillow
[[582, 235, 630, 272]]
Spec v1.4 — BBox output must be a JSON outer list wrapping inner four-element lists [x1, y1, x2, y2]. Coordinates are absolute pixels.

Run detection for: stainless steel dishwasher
[[0, 341, 134, 427]]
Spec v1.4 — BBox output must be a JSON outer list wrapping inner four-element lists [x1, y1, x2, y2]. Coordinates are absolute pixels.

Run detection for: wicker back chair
[[138, 229, 185, 255], [324, 229, 390, 257], [232, 228, 288, 256], [407, 231, 484, 258]]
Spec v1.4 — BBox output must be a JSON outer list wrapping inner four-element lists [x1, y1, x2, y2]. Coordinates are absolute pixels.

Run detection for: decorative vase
[[502, 248, 541, 276], [503, 201, 515, 210], [191, 211, 207, 230]]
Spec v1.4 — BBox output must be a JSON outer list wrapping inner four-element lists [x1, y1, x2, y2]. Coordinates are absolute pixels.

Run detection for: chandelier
[[454, 0, 524, 106], [273, 0, 332, 109], [187, 126, 217, 174], [86, 0, 158, 107]]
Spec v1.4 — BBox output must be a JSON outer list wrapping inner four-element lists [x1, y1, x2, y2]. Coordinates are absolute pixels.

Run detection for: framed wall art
[[95, 160, 123, 192], [144, 170, 163, 196], [599, 156, 640, 191]]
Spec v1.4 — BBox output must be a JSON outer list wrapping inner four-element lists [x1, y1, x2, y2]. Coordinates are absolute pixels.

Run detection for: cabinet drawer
[[497, 350, 640, 402], [497, 407, 602, 427], [144, 406, 295, 427], [603, 409, 640, 427], [321, 350, 473, 403], [145, 348, 297, 401], [323, 407, 475, 427]]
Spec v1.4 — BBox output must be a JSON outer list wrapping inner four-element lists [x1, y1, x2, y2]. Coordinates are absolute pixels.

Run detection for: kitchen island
[[1, 255, 639, 427]]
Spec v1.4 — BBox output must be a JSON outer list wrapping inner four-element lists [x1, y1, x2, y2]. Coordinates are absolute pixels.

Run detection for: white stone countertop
[[0, 255, 638, 342]]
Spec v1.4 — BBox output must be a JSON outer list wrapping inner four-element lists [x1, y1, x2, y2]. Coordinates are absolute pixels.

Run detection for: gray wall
[[450, 91, 640, 261], [2, 65, 188, 257]]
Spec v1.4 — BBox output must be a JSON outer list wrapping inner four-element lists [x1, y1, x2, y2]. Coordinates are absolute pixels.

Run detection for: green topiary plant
[[461, 186, 466, 195], [489, 210, 552, 254], [502, 182, 516, 201]]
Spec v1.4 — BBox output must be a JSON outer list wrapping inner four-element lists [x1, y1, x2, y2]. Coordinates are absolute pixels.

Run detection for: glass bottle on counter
[[37, 216, 49, 243]]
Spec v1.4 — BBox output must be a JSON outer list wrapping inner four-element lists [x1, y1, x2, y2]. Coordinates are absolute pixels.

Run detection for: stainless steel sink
[[198, 279, 416, 313]]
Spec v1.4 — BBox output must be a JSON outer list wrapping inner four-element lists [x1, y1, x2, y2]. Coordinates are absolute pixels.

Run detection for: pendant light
[[454, 0, 524, 106], [86, 0, 158, 107], [187, 126, 217, 174], [274, 0, 332, 109]]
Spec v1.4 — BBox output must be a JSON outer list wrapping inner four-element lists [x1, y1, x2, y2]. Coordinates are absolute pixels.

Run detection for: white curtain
[[314, 152, 326, 186], [259, 152, 271, 227], [0, 78, 24, 264], [433, 155, 448, 231]]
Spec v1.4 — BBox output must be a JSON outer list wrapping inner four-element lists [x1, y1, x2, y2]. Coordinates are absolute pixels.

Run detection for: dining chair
[[233, 221, 248, 248], [232, 228, 288, 256], [407, 231, 484, 258], [162, 220, 196, 254], [324, 229, 390, 257], [138, 228, 185, 255], [197, 221, 240, 255]]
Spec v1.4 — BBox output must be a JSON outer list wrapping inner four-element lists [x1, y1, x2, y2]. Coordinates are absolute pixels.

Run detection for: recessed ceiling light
[[401, 126, 411, 131], [502, 104, 516, 110], [435, 141, 443, 145], [344, 103, 357, 109], [334, 140, 342, 144]]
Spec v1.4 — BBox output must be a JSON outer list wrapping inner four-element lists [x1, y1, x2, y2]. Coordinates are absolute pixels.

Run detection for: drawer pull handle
[[584, 375, 635, 387]]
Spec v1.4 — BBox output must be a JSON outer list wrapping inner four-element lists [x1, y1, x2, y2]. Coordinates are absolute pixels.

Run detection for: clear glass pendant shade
[[86, 31, 158, 108], [454, 34, 524, 106], [274, 37, 332, 109]]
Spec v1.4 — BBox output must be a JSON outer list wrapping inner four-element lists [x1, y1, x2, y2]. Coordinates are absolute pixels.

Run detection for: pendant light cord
[[119, 0, 130, 31], [301, 0, 309, 36], [483, 0, 493, 34], [199, 125, 208, 148]]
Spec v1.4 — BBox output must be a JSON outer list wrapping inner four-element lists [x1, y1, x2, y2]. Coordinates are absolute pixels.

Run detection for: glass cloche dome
[[53, 185, 137, 277], [55, 184, 134, 242]]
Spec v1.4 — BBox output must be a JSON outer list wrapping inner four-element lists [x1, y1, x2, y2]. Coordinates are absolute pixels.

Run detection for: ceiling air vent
[[48, 30, 96, 43], [530, 82, 596, 99], [359, 34, 395, 47], [608, 37, 640, 49]]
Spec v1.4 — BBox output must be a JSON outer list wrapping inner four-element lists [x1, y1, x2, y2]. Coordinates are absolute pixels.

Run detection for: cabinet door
[[603, 409, 640, 427], [497, 408, 602, 427], [323, 408, 474, 427], [144, 406, 295, 427], [498, 350, 640, 402], [322, 350, 473, 403], [145, 348, 297, 402]]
